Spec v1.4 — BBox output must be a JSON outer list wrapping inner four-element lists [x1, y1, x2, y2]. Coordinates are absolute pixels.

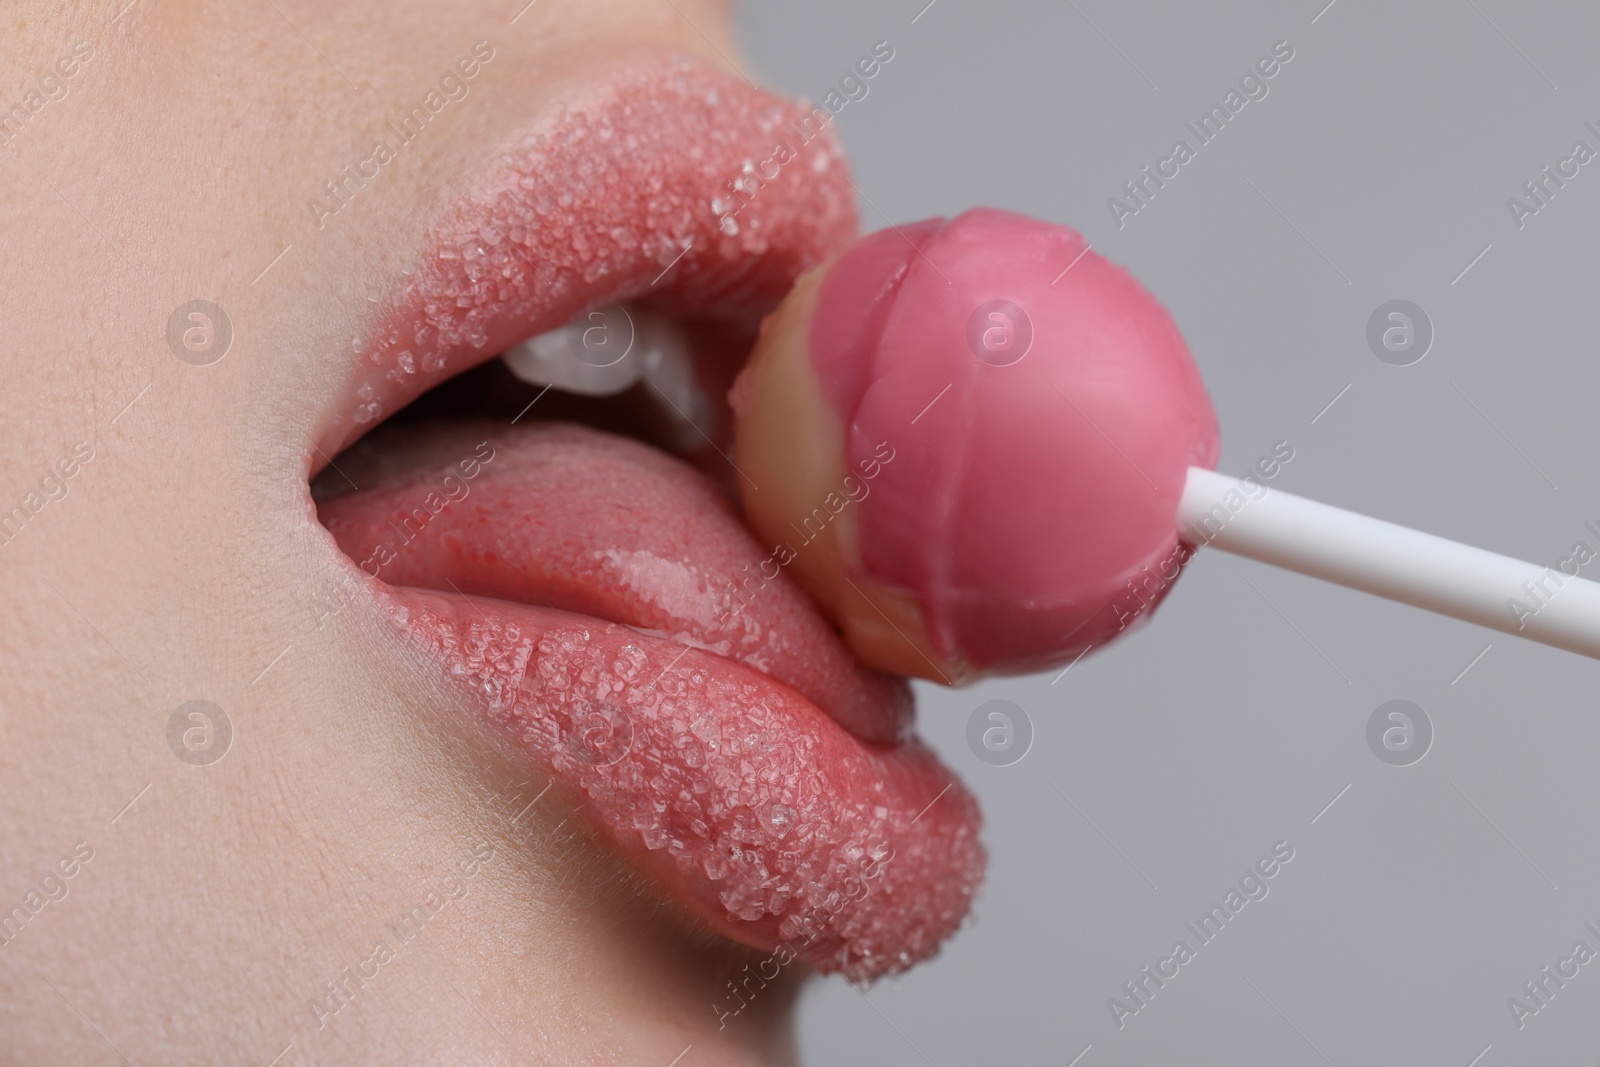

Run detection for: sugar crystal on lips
[[334, 547, 978, 979]]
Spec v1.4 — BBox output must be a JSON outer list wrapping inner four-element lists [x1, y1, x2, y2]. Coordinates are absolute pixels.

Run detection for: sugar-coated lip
[[316, 52, 857, 462], [309, 55, 986, 980], [810, 208, 1221, 674]]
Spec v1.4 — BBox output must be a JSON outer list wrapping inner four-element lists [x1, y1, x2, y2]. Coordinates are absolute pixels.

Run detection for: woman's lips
[[317, 422, 985, 978], [308, 55, 986, 979]]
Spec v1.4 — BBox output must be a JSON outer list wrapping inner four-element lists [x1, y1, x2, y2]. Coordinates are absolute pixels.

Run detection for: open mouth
[[305, 54, 984, 982]]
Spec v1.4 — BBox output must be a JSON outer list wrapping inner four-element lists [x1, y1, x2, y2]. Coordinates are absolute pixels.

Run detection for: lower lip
[[380, 583, 983, 980]]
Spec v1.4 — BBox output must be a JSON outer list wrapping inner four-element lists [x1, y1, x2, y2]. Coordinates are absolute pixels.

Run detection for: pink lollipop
[[732, 208, 1600, 680]]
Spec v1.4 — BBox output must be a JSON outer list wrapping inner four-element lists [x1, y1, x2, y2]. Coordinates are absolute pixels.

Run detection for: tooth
[[502, 303, 709, 450], [502, 304, 645, 397], [634, 311, 709, 453]]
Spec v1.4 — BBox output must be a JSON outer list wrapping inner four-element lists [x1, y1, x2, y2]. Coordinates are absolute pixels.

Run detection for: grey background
[[739, 1, 1600, 1064]]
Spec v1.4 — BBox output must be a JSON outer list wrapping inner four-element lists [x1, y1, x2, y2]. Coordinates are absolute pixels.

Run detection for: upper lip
[[306, 52, 985, 980], [312, 50, 857, 464]]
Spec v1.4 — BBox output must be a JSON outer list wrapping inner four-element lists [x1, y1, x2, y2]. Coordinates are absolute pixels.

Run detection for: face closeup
[[0, 2, 983, 1063]]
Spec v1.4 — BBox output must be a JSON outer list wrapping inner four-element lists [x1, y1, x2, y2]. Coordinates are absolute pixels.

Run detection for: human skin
[[0, 2, 836, 1063]]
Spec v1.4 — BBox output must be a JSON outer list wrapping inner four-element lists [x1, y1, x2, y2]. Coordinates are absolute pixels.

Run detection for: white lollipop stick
[[1178, 466, 1600, 658]]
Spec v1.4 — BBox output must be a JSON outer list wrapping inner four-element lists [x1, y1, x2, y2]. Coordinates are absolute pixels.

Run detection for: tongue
[[316, 420, 981, 978], [315, 421, 913, 744]]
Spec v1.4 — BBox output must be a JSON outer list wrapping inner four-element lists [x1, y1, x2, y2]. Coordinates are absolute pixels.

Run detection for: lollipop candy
[[730, 208, 1600, 681]]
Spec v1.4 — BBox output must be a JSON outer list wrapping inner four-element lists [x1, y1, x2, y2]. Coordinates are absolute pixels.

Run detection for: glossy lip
[[308, 54, 986, 980]]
